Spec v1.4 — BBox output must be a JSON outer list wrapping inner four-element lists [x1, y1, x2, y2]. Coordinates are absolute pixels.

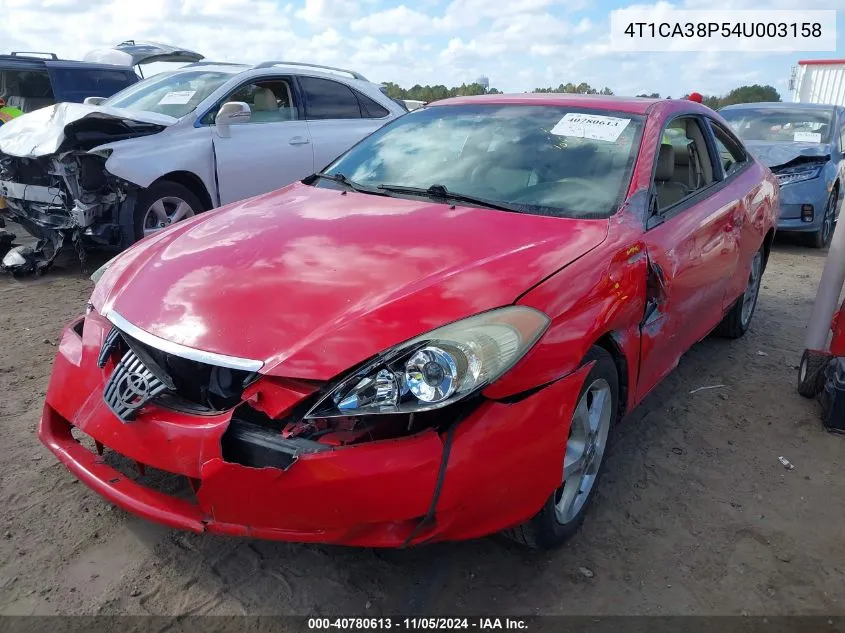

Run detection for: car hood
[[0, 103, 175, 158], [93, 183, 609, 380], [743, 140, 832, 169]]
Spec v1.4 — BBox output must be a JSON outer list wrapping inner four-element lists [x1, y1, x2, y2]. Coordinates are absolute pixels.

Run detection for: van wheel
[[130, 181, 203, 244], [503, 346, 618, 549]]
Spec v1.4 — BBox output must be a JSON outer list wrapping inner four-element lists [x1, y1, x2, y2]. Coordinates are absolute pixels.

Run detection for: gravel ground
[[0, 233, 843, 617]]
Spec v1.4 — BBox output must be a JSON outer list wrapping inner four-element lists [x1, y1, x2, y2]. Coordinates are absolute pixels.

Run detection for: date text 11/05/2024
[[307, 618, 529, 630]]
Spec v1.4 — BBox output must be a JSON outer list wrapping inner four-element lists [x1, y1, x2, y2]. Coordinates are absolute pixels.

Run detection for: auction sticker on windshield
[[794, 131, 822, 143], [158, 90, 196, 105], [551, 113, 631, 142]]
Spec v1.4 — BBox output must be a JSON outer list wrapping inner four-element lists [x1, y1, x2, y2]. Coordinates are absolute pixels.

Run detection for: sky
[[2, 0, 843, 100]]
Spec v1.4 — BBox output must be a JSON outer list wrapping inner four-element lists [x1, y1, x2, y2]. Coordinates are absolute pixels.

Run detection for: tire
[[809, 187, 838, 249], [129, 180, 204, 245], [798, 349, 828, 398], [504, 346, 618, 550], [715, 247, 764, 339]]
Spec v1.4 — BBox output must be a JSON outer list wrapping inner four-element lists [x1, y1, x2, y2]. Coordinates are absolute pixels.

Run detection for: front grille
[[103, 348, 168, 422], [99, 326, 255, 418]]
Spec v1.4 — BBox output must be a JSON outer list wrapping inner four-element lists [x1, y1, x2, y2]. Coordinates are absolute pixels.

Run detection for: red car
[[39, 94, 778, 549]]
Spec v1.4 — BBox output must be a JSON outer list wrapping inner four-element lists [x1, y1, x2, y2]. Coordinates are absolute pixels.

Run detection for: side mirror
[[83, 96, 106, 106], [215, 101, 251, 128]]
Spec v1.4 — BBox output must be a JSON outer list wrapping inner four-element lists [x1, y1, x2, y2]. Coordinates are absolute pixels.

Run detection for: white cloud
[[0, 0, 825, 100]]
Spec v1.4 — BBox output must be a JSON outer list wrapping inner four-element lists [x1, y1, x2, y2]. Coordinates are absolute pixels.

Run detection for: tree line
[[383, 80, 781, 108]]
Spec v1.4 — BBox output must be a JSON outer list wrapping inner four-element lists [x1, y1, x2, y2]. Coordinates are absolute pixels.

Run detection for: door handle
[[289, 136, 311, 145]]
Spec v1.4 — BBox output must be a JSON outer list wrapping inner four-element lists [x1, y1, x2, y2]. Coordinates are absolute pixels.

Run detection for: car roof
[[0, 54, 135, 72], [720, 101, 838, 111], [178, 61, 250, 74], [429, 93, 662, 115]]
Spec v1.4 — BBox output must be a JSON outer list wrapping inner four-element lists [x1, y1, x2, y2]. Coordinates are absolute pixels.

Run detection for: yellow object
[[0, 196, 6, 210], [0, 106, 23, 124]]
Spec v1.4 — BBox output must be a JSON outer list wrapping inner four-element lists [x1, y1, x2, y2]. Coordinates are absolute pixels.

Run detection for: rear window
[[299, 76, 362, 120], [47, 67, 137, 102]]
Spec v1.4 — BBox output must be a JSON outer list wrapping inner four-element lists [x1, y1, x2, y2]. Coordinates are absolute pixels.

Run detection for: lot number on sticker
[[552, 113, 631, 142], [793, 131, 822, 143], [158, 91, 196, 105]]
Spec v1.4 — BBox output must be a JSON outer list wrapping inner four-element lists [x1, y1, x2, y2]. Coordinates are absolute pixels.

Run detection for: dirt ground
[[0, 232, 844, 617]]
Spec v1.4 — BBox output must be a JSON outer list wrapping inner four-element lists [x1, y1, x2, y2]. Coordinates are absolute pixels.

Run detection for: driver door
[[210, 77, 315, 205]]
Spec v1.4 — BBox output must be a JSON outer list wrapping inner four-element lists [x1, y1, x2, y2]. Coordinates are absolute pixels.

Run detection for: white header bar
[[610, 9, 837, 52]]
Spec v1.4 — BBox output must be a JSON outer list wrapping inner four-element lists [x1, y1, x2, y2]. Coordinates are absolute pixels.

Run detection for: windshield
[[102, 70, 233, 118], [721, 107, 834, 144], [320, 104, 644, 219]]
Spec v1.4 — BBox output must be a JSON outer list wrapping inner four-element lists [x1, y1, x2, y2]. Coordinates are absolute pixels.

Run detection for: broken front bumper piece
[[0, 236, 63, 276]]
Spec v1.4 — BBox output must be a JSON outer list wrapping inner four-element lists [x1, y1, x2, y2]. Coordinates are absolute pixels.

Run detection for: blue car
[[720, 102, 845, 248]]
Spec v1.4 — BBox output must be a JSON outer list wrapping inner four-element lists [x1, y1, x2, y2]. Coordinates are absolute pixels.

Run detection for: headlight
[[89, 257, 115, 284], [304, 306, 550, 419], [776, 166, 822, 186]]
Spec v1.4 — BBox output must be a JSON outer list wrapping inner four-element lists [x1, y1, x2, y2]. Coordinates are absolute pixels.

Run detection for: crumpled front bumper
[[38, 312, 590, 547]]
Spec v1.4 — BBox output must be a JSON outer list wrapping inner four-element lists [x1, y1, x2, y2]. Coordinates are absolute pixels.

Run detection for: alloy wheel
[[555, 378, 613, 524], [142, 196, 196, 237], [822, 191, 837, 246], [740, 250, 763, 328]]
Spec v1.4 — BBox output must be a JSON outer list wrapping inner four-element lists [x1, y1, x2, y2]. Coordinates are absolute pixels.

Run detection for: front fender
[[484, 218, 647, 409], [99, 124, 217, 201]]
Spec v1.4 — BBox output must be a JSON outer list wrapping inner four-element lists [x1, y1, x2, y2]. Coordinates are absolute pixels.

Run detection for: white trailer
[[790, 59, 845, 106]]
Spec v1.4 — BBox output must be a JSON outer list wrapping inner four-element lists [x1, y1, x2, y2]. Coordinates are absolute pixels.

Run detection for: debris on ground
[[690, 384, 725, 394], [778, 456, 795, 471], [578, 566, 595, 579], [757, 351, 769, 357]]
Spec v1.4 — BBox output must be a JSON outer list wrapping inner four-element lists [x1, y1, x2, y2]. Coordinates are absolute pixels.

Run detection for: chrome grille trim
[[104, 309, 264, 372]]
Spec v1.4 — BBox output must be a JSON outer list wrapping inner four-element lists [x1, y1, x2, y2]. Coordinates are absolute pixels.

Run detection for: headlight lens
[[304, 306, 550, 419], [89, 257, 115, 284], [776, 166, 822, 186]]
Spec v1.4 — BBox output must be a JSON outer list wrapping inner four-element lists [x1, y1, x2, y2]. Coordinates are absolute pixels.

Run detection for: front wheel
[[715, 247, 764, 339], [809, 188, 838, 249], [130, 181, 203, 244], [504, 346, 618, 549]]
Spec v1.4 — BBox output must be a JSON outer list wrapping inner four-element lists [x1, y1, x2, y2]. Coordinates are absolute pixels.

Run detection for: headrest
[[656, 144, 675, 181], [253, 88, 277, 112], [672, 140, 691, 166]]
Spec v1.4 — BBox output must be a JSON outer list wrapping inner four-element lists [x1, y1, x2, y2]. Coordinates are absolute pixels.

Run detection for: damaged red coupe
[[40, 94, 778, 549]]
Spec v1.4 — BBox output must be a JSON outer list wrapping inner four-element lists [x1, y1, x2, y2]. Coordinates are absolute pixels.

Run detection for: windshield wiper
[[311, 172, 385, 195], [376, 183, 523, 213]]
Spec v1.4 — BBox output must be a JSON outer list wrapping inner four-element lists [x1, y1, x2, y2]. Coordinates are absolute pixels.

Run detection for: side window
[[355, 90, 389, 118], [653, 116, 715, 212], [709, 121, 748, 177], [839, 122, 845, 152], [204, 78, 298, 125], [299, 76, 362, 120], [0, 69, 55, 112]]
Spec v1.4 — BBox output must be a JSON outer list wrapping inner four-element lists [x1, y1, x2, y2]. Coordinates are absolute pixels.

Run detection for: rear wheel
[[130, 181, 203, 244], [715, 247, 764, 339], [504, 346, 618, 549], [810, 187, 838, 249]]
